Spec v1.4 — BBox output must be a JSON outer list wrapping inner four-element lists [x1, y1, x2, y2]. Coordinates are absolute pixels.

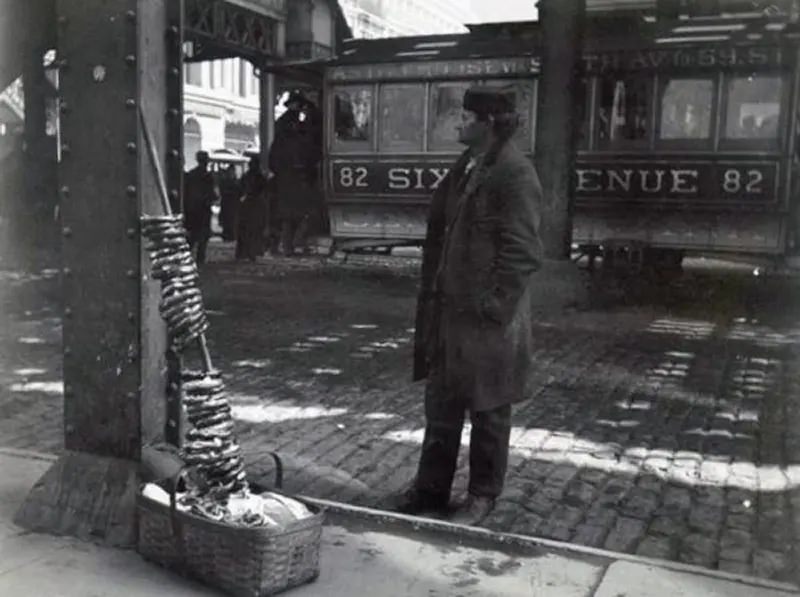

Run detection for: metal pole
[[534, 0, 585, 261]]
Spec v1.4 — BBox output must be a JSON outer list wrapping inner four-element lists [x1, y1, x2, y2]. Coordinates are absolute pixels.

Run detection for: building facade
[[339, 0, 471, 38], [183, 58, 262, 168]]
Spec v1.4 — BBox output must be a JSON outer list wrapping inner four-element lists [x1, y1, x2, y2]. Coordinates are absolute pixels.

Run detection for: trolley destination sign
[[328, 57, 541, 82], [330, 159, 779, 202], [583, 45, 787, 74]]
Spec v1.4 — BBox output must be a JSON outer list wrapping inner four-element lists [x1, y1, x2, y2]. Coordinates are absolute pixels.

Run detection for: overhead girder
[[184, 0, 282, 63]]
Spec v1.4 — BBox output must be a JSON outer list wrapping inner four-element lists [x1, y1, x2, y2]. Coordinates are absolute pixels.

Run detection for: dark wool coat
[[413, 140, 543, 412]]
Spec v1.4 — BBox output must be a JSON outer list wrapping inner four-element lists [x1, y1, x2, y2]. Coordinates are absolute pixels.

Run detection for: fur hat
[[462, 86, 516, 116]]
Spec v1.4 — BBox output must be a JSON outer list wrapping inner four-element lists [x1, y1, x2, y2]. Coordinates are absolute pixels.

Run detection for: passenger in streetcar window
[[597, 76, 651, 148], [334, 88, 372, 143], [396, 85, 543, 526]]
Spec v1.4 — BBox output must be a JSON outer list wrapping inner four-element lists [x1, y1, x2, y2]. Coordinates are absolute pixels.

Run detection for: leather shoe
[[392, 486, 449, 516], [450, 494, 495, 526]]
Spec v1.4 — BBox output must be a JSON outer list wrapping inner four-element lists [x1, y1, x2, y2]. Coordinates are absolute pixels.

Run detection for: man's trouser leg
[[196, 236, 208, 265], [467, 404, 512, 499], [414, 374, 465, 505]]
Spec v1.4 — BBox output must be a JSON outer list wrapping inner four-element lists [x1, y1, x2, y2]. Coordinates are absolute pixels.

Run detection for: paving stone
[[725, 512, 756, 532], [636, 535, 677, 560], [563, 481, 598, 507], [717, 559, 753, 576], [719, 528, 753, 563], [753, 549, 791, 580], [621, 488, 660, 520], [604, 517, 647, 553], [679, 533, 718, 567], [661, 485, 692, 514], [687, 505, 725, 534], [572, 523, 610, 548], [648, 516, 686, 538]]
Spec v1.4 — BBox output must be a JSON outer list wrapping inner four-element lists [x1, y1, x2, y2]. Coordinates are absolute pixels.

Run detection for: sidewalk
[[0, 450, 796, 596]]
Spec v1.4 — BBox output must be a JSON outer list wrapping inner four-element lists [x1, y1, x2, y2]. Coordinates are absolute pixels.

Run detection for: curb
[[4, 448, 796, 594], [299, 495, 800, 595]]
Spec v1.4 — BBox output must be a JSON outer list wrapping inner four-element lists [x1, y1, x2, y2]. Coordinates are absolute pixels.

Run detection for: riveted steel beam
[[185, 0, 281, 62], [15, 0, 176, 547]]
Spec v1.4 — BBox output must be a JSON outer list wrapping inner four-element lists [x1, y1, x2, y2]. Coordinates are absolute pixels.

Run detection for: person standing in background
[[218, 164, 241, 242], [183, 150, 217, 266], [236, 155, 268, 262]]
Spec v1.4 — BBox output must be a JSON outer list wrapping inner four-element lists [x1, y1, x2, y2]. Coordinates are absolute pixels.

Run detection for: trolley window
[[428, 81, 472, 152], [333, 85, 373, 150], [657, 77, 714, 146], [379, 83, 425, 152], [596, 74, 653, 150], [722, 74, 782, 147]]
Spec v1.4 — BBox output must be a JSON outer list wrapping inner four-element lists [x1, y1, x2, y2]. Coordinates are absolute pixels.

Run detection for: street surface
[[1, 242, 799, 582]]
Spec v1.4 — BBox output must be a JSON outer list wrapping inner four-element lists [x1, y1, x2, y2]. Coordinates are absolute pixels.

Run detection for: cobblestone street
[[2, 245, 800, 582]]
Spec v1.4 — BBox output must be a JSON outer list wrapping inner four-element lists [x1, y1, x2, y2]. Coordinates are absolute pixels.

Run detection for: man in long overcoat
[[236, 155, 268, 261], [183, 150, 217, 265], [396, 86, 544, 525], [269, 92, 320, 256]]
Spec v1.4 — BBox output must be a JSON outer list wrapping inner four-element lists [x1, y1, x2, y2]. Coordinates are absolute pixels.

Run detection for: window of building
[[596, 74, 653, 149], [333, 85, 373, 149], [658, 77, 714, 143], [379, 83, 425, 152], [723, 74, 782, 143], [238, 59, 247, 98], [428, 80, 472, 152], [185, 61, 203, 86]]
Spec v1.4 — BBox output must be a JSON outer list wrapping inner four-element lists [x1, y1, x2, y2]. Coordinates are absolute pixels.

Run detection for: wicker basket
[[137, 454, 324, 597]]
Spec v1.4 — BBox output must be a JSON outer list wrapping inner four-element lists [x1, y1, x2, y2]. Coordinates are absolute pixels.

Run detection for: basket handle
[[266, 451, 284, 490], [168, 467, 188, 540]]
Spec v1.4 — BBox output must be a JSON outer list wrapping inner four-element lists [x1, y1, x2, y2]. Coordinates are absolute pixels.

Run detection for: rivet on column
[[125, 98, 136, 109], [64, 307, 73, 317], [126, 141, 137, 153], [125, 54, 136, 66], [62, 267, 72, 277], [126, 185, 137, 197], [62, 226, 73, 237], [126, 269, 136, 279], [61, 143, 70, 154], [126, 227, 136, 238], [60, 185, 70, 197]]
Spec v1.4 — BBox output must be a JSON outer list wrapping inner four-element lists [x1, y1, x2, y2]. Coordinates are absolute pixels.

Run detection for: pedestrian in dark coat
[[397, 86, 544, 525], [236, 156, 268, 261], [218, 165, 241, 242], [269, 92, 320, 256], [183, 150, 217, 265]]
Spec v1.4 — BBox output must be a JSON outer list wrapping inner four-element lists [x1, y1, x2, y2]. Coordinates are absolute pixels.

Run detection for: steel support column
[[534, 0, 585, 260], [15, 0, 175, 546], [164, 0, 185, 448], [259, 66, 274, 169], [528, 0, 588, 312]]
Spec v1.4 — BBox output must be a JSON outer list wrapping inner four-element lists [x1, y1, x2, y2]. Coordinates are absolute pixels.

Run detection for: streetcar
[[315, 12, 800, 268]]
